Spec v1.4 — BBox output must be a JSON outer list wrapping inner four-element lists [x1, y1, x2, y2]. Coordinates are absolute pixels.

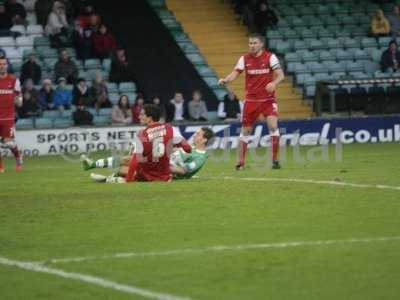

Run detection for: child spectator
[[188, 90, 208, 121], [73, 103, 93, 125], [112, 94, 132, 124]]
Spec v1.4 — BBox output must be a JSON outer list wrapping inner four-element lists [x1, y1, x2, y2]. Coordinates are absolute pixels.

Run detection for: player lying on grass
[[80, 106, 214, 183]]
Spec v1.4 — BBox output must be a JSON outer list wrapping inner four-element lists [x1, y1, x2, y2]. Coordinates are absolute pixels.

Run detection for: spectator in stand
[[112, 94, 132, 125], [170, 91, 187, 122], [46, 1, 71, 48], [381, 40, 400, 73], [151, 95, 166, 122], [19, 79, 40, 118], [217, 91, 242, 122], [53, 77, 72, 110], [188, 90, 208, 122], [5, 0, 26, 25], [387, 5, 400, 38], [0, 2, 13, 36], [72, 78, 92, 106], [73, 102, 93, 125], [54, 48, 78, 84], [38, 79, 55, 110], [371, 9, 390, 38], [131, 93, 144, 124], [35, 0, 54, 27], [92, 24, 117, 59], [90, 73, 111, 110], [20, 53, 42, 85], [253, 2, 278, 34], [87, 14, 100, 33], [77, 4, 101, 29], [71, 20, 93, 60], [109, 48, 134, 83]]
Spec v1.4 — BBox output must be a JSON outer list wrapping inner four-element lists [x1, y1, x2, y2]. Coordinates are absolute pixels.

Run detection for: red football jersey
[[235, 50, 280, 102], [0, 74, 21, 121], [134, 122, 185, 182]]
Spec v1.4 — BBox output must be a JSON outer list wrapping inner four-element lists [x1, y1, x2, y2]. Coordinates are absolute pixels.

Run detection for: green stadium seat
[[348, 71, 369, 79], [35, 118, 53, 129], [304, 16, 323, 27], [299, 28, 315, 39], [309, 39, 325, 50], [370, 49, 383, 63], [178, 42, 199, 54], [43, 58, 57, 71], [267, 29, 280, 40], [293, 40, 308, 51], [102, 59, 111, 71], [332, 28, 351, 38], [16, 118, 34, 130], [327, 60, 346, 73], [319, 50, 335, 61], [293, 62, 309, 74], [161, 19, 181, 31], [314, 72, 330, 82], [106, 82, 118, 93], [327, 38, 343, 49], [207, 111, 218, 121], [99, 108, 112, 116], [354, 49, 370, 60], [186, 53, 206, 65], [93, 116, 110, 126], [36, 47, 58, 59], [295, 73, 313, 86], [275, 40, 292, 54], [33, 36, 50, 47], [213, 88, 228, 101], [119, 82, 137, 93], [172, 32, 189, 42], [282, 28, 298, 40], [53, 119, 73, 128], [196, 65, 216, 77], [330, 72, 347, 80], [307, 61, 326, 74], [343, 37, 360, 49], [346, 61, 364, 72], [290, 17, 306, 28], [42, 110, 61, 119], [301, 50, 318, 62], [84, 59, 101, 70], [364, 61, 379, 75], [203, 76, 219, 88], [361, 38, 378, 49], [285, 52, 302, 63], [61, 109, 73, 118], [378, 37, 392, 48], [109, 93, 120, 104], [125, 92, 137, 102], [318, 28, 335, 39]]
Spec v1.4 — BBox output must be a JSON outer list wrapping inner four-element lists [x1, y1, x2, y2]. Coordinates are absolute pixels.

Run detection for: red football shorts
[[241, 101, 278, 127], [0, 119, 15, 139]]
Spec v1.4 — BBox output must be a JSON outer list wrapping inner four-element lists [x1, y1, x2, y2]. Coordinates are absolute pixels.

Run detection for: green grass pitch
[[1, 143, 400, 300]]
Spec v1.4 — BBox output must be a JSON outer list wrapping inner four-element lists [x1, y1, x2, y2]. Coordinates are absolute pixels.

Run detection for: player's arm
[[219, 56, 244, 85], [170, 165, 187, 175], [14, 78, 23, 107], [266, 54, 285, 93], [173, 127, 192, 153]]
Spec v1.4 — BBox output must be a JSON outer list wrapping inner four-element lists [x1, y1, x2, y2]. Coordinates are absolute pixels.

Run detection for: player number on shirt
[[152, 137, 165, 158]]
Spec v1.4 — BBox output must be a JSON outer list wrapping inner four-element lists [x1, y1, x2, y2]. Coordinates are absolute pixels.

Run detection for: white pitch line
[[33, 236, 400, 265], [210, 176, 400, 191], [0, 257, 191, 300]]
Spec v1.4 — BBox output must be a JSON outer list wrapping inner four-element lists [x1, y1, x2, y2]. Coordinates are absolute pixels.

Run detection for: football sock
[[271, 129, 280, 162], [238, 136, 249, 166], [95, 156, 115, 168], [3, 141, 22, 164]]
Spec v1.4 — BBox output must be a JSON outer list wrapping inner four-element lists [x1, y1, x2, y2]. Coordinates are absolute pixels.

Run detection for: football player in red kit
[[89, 104, 192, 183], [219, 33, 285, 170], [0, 56, 23, 172]]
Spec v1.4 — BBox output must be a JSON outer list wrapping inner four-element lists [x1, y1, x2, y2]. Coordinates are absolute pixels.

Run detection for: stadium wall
[[5, 116, 400, 157]]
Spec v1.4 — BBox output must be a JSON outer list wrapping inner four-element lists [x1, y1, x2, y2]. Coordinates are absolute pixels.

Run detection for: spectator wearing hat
[[38, 79, 55, 110], [381, 40, 400, 73], [72, 78, 92, 107], [20, 53, 42, 85], [53, 77, 72, 110], [54, 48, 78, 84]]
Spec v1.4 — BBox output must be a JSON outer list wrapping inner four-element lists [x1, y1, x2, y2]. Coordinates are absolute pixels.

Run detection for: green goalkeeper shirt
[[173, 149, 208, 180]]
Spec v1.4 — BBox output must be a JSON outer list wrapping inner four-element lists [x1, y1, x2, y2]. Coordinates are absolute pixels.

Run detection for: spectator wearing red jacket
[[77, 4, 100, 29], [92, 24, 117, 59]]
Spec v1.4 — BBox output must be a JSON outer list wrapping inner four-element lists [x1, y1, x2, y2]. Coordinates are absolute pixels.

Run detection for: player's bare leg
[[266, 116, 281, 169], [0, 153, 4, 173], [236, 126, 253, 170], [3, 138, 23, 171], [81, 154, 125, 170]]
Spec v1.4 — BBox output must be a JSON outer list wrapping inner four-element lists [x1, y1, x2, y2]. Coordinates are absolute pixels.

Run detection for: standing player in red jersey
[[89, 104, 192, 183], [0, 56, 23, 172], [218, 33, 285, 170]]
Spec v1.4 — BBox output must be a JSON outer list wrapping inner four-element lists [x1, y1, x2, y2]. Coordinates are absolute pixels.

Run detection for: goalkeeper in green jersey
[[81, 127, 215, 183]]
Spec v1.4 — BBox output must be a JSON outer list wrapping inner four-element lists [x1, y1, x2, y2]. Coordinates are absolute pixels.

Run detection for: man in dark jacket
[[381, 40, 400, 72], [20, 53, 42, 84], [54, 49, 78, 84]]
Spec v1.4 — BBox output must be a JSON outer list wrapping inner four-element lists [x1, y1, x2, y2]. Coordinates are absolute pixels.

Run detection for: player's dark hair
[[248, 33, 265, 44], [143, 104, 161, 122], [201, 127, 215, 145]]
